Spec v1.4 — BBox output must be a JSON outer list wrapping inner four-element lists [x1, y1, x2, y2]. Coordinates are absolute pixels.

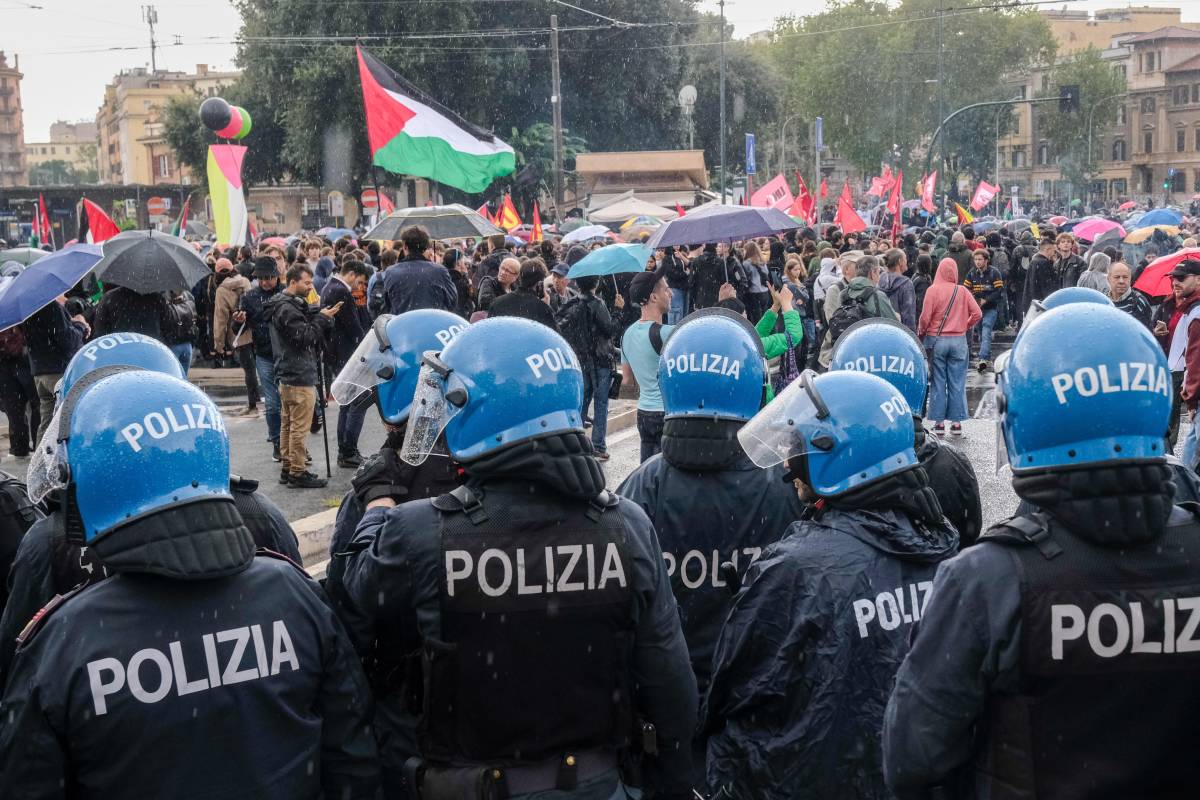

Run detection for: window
[[39, 146, 45, 155], [1172, 171, 1187, 192], [1145, 130, 1155, 153], [49, 147, 55, 155], [1196, 128, 1200, 151], [1012, 112, 1020, 135], [1114, 64, 1127, 80], [1037, 143, 1050, 165], [1011, 148, 1026, 168], [1117, 105, 1127, 126], [1174, 86, 1191, 106], [1178, 129, 1187, 152], [1041, 75, 1050, 92], [1144, 52, 1156, 72], [1142, 96, 1157, 113], [156, 154, 170, 178], [1112, 140, 1127, 161], [1016, 85, 1027, 100], [1194, 84, 1200, 104]]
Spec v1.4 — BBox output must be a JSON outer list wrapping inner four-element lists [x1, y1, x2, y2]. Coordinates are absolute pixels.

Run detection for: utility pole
[[142, 5, 158, 72], [936, 0, 945, 212], [719, 0, 727, 204], [550, 14, 564, 214], [814, 117, 822, 223]]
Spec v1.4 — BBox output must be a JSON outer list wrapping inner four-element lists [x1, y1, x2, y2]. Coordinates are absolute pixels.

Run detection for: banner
[[970, 180, 1000, 212], [206, 144, 248, 246], [749, 173, 794, 211], [921, 171, 938, 214]]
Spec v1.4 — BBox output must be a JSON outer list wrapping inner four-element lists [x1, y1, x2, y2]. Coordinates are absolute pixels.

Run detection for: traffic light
[[1059, 85, 1080, 113], [1166, 168, 1176, 190]]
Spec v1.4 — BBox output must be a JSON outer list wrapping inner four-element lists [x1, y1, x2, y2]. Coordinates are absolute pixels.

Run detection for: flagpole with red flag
[[531, 201, 543, 243]]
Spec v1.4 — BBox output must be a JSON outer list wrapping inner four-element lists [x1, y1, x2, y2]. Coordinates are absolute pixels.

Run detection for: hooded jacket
[[1076, 252, 1110, 293], [0, 496, 379, 799], [878, 270, 918, 331], [92, 286, 174, 343], [705, 467, 959, 799], [842, 276, 899, 321], [212, 272, 253, 351], [917, 259, 982, 339], [946, 242, 973, 283], [265, 290, 332, 387], [813, 257, 840, 302]]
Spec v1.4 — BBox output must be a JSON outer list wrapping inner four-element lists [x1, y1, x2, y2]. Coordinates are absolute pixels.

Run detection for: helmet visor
[[331, 316, 395, 406], [28, 407, 68, 504], [400, 354, 463, 466], [973, 351, 1012, 476], [737, 370, 828, 469]]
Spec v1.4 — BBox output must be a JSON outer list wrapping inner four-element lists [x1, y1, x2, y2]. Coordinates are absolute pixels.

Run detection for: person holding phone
[[321, 259, 373, 468]]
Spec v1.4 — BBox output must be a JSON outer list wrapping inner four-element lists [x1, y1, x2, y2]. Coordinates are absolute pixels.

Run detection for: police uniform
[[915, 429, 983, 547], [0, 368, 379, 798]]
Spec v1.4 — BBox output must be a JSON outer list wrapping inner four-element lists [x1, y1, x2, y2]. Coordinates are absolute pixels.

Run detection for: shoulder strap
[[978, 512, 1063, 560], [229, 474, 259, 493], [933, 286, 959, 338], [254, 547, 307, 574], [585, 489, 619, 522], [649, 323, 664, 355], [432, 485, 489, 525], [16, 582, 90, 651]]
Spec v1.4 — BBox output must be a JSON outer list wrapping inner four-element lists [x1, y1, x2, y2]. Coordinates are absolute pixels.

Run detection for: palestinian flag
[[171, 195, 191, 237], [77, 198, 120, 244], [356, 45, 515, 194]]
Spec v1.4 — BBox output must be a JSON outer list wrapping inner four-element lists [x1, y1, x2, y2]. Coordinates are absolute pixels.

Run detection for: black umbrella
[[93, 230, 211, 294], [363, 204, 504, 241], [185, 220, 213, 238]]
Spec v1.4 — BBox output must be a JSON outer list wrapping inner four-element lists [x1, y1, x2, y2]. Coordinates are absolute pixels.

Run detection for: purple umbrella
[[1072, 217, 1125, 242], [645, 204, 800, 249]]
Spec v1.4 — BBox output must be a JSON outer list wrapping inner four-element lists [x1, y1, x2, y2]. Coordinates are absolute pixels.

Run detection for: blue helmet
[[28, 369, 232, 543], [660, 309, 766, 422], [1022, 286, 1114, 333], [59, 331, 184, 401], [998, 303, 1169, 472], [331, 310, 468, 424], [401, 317, 585, 464], [830, 318, 928, 413], [738, 369, 918, 497]]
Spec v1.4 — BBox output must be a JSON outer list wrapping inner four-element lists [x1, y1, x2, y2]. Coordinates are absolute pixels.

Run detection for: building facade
[[0, 52, 26, 188], [25, 120, 100, 184], [96, 64, 238, 186]]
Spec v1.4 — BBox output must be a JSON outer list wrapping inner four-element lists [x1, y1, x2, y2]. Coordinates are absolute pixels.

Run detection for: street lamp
[[779, 114, 803, 176]]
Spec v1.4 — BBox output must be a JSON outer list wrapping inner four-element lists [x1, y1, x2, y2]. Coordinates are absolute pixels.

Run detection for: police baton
[[316, 357, 332, 478]]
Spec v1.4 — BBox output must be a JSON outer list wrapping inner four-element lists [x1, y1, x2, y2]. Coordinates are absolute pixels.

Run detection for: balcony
[[0, 88, 11, 97]]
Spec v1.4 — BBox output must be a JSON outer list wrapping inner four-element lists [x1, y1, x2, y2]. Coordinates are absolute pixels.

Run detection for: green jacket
[[755, 308, 804, 360], [843, 277, 898, 321]]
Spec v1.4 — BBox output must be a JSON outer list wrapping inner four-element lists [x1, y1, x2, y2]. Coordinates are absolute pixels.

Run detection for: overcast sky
[[4, 0, 1199, 141]]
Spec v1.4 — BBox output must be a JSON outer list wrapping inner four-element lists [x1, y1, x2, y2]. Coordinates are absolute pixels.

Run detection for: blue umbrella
[[0, 244, 104, 332], [561, 224, 611, 245], [567, 244, 651, 279], [646, 205, 798, 249], [1131, 208, 1183, 229], [316, 227, 357, 241]]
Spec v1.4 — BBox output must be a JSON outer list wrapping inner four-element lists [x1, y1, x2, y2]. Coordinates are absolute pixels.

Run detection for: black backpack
[[368, 270, 388, 319], [827, 286, 882, 345], [0, 471, 44, 608], [556, 296, 593, 363]]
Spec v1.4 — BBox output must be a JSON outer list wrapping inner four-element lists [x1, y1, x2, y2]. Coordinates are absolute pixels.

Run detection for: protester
[[1022, 235, 1059, 313], [1108, 261, 1153, 329], [740, 240, 771, 323], [963, 248, 1004, 371], [622, 267, 674, 462], [879, 248, 917, 331], [911, 253, 933, 320], [662, 245, 690, 323], [265, 264, 338, 488], [946, 230, 973, 282], [1077, 250, 1111, 292], [1056, 231, 1087, 288], [321, 259, 372, 468], [382, 225, 457, 314], [918, 257, 982, 437], [0, 325, 37, 457], [545, 261, 577, 315], [243, 256, 284, 460], [212, 259, 259, 415], [1153, 258, 1200, 456], [487, 258, 560, 331], [92, 283, 174, 343], [557, 274, 622, 459], [477, 256, 519, 311], [818, 253, 860, 367], [22, 297, 89, 441], [441, 247, 474, 320]]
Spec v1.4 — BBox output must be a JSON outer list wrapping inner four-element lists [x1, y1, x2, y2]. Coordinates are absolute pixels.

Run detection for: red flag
[[531, 201, 543, 243], [496, 194, 522, 230], [921, 171, 938, 214], [790, 172, 815, 223], [475, 201, 491, 221], [970, 180, 1000, 212], [866, 176, 888, 197], [379, 192, 395, 215], [819, 178, 828, 199], [834, 182, 865, 234], [886, 170, 903, 217], [675, 203, 686, 218], [77, 198, 120, 244], [30, 202, 42, 243]]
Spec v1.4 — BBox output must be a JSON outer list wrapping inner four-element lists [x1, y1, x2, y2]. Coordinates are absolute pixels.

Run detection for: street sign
[[815, 117, 824, 150], [360, 189, 378, 213], [328, 190, 345, 217], [745, 133, 756, 176], [147, 197, 168, 216]]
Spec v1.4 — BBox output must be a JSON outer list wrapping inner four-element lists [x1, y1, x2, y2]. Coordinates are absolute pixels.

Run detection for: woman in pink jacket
[[917, 258, 982, 436]]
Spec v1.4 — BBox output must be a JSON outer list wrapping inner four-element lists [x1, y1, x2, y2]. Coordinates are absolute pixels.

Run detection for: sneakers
[[977, 360, 989, 372], [337, 451, 363, 468], [237, 406, 258, 416], [950, 422, 963, 437], [271, 442, 281, 462], [279, 469, 290, 485], [287, 471, 328, 489], [594, 450, 610, 462], [933, 421, 946, 436]]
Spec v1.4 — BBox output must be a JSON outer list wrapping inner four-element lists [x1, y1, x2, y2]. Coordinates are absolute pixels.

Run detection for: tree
[[28, 159, 76, 186], [1034, 46, 1127, 195]]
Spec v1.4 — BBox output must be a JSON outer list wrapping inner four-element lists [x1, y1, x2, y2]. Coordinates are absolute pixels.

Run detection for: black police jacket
[[617, 451, 802, 693], [0, 513, 378, 799], [916, 428, 983, 548], [336, 480, 698, 797], [884, 476, 1200, 800], [705, 503, 958, 800], [0, 484, 300, 685]]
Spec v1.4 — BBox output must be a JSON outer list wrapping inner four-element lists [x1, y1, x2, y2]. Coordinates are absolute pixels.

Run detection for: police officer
[[0, 332, 300, 683], [328, 310, 468, 562], [337, 317, 698, 799], [883, 302, 1200, 798], [831, 318, 982, 546], [0, 369, 379, 797], [704, 370, 958, 799], [617, 309, 802, 696]]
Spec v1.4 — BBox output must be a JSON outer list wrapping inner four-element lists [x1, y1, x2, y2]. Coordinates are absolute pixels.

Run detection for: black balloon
[[199, 97, 232, 132]]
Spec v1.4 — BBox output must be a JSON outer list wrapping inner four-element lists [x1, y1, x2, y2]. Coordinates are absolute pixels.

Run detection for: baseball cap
[[630, 266, 667, 305], [551, 262, 570, 277], [1168, 259, 1200, 279]]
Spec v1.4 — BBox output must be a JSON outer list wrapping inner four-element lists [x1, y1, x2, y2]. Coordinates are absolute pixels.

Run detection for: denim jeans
[[336, 393, 371, 456], [637, 410, 665, 463], [1183, 416, 1199, 470], [169, 343, 193, 378], [668, 288, 687, 325], [976, 308, 998, 361], [581, 364, 611, 453], [927, 335, 969, 422], [255, 355, 281, 443]]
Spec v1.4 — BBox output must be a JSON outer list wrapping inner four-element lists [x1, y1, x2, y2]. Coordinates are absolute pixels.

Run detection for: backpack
[[0, 471, 44, 603], [368, 271, 388, 319], [827, 286, 882, 345], [557, 296, 594, 363]]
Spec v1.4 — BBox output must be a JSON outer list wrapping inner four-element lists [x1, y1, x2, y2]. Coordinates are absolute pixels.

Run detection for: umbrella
[[619, 215, 662, 231], [0, 247, 48, 266], [261, 236, 287, 248], [1003, 219, 1033, 233], [317, 227, 357, 242], [0, 260, 25, 279], [363, 205, 502, 241], [504, 235, 523, 247], [1048, 215, 1068, 226], [567, 244, 652, 279], [1072, 218, 1125, 242], [1134, 247, 1200, 297], [1131, 208, 1184, 229], [185, 220, 212, 238], [645, 205, 799, 249], [561, 224, 612, 245], [1124, 225, 1181, 245], [93, 230, 211, 294], [0, 244, 104, 332], [1118, 200, 1137, 211], [558, 218, 590, 234], [972, 220, 1001, 232]]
